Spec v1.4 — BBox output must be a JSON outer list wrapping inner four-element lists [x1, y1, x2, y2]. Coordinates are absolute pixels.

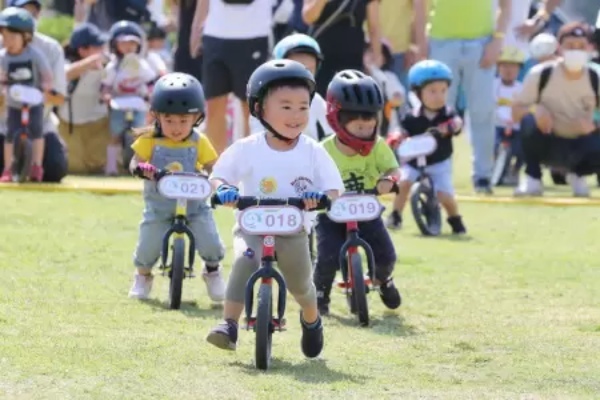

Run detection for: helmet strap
[[260, 117, 299, 144]]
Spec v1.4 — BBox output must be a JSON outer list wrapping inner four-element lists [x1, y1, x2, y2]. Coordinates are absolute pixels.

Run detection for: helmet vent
[[182, 101, 188, 107], [365, 89, 374, 105], [342, 87, 351, 102], [352, 85, 363, 103], [182, 83, 187, 87], [167, 100, 174, 105]]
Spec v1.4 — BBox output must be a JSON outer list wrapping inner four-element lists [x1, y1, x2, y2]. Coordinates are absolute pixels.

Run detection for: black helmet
[[151, 73, 205, 116], [247, 59, 316, 118], [326, 69, 383, 114]]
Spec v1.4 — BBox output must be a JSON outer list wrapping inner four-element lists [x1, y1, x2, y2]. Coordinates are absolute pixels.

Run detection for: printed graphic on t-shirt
[[7, 61, 34, 85], [290, 176, 313, 196], [341, 171, 367, 193], [259, 177, 278, 194]]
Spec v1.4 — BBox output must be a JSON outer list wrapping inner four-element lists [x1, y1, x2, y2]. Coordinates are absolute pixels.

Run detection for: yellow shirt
[[380, 0, 413, 53], [131, 130, 218, 171], [428, 0, 494, 40]]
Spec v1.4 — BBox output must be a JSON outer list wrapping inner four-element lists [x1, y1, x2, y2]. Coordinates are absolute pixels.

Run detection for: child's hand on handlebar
[[376, 177, 399, 194], [302, 191, 324, 210], [215, 184, 239, 206], [137, 162, 157, 180]]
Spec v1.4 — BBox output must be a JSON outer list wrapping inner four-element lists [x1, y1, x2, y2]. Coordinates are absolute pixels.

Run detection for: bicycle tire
[[255, 283, 273, 370], [12, 134, 32, 183], [491, 145, 511, 187], [410, 180, 441, 236], [349, 253, 369, 327], [169, 237, 185, 310]]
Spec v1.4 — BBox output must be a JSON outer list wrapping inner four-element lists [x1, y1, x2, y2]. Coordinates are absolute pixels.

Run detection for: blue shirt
[[289, 0, 308, 33]]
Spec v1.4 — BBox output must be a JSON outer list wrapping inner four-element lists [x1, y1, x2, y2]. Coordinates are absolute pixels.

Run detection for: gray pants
[[133, 207, 225, 268], [226, 230, 316, 308]]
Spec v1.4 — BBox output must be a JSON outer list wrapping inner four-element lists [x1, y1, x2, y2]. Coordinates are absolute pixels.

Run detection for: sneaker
[[300, 314, 323, 358], [447, 215, 467, 235], [474, 178, 493, 194], [379, 278, 402, 309], [206, 319, 238, 351], [29, 165, 43, 182], [566, 173, 590, 197], [316, 290, 330, 316], [514, 175, 543, 197], [385, 210, 402, 230], [0, 169, 12, 183], [128, 273, 154, 299], [202, 265, 225, 302]]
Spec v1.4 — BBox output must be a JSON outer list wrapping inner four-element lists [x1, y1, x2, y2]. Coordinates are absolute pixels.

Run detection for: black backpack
[[105, 0, 151, 24], [537, 64, 600, 107]]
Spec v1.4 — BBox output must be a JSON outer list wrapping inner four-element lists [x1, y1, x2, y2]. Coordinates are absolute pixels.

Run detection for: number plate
[[157, 174, 212, 200], [239, 206, 303, 236], [397, 133, 437, 161], [110, 96, 147, 112], [327, 195, 382, 223], [9, 84, 43, 106]]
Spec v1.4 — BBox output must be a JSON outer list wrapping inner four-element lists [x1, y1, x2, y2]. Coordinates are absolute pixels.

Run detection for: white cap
[[116, 34, 141, 43], [529, 33, 558, 60]]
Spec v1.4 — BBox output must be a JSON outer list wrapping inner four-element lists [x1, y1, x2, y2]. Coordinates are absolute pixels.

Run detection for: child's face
[[498, 62, 521, 82], [262, 86, 310, 140], [1, 29, 25, 54], [420, 81, 448, 110], [116, 39, 139, 55], [287, 52, 318, 75], [148, 38, 165, 51], [158, 113, 202, 141], [344, 114, 377, 139]]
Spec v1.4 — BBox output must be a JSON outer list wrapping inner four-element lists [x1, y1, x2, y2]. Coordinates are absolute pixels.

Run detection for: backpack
[[105, 0, 150, 24], [537, 64, 600, 107]]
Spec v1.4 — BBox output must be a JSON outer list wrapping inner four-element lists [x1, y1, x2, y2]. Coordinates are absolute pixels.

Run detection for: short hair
[[557, 21, 592, 43]]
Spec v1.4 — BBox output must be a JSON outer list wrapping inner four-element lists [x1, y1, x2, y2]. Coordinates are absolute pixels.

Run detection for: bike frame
[[245, 234, 287, 331], [338, 213, 376, 291]]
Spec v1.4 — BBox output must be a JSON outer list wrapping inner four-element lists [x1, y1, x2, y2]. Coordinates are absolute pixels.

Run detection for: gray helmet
[[151, 73, 206, 116]]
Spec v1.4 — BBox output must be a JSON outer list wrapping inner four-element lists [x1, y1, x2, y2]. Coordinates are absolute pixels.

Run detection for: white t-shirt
[[210, 132, 345, 230], [504, 0, 535, 56], [146, 51, 169, 76], [249, 93, 333, 141], [494, 77, 523, 129], [203, 0, 273, 39], [58, 67, 108, 124], [102, 54, 157, 97]]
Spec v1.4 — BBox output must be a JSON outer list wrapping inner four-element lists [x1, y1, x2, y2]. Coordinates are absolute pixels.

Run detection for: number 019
[[349, 202, 376, 214]]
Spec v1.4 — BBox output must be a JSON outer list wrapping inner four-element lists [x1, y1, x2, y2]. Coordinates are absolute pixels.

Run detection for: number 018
[[265, 214, 298, 227]]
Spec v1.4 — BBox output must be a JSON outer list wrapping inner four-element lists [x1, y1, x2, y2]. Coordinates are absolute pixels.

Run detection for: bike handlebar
[[211, 195, 331, 211], [133, 166, 207, 181]]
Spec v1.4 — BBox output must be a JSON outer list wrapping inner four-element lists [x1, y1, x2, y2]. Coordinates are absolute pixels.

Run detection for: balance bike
[[111, 95, 147, 170]]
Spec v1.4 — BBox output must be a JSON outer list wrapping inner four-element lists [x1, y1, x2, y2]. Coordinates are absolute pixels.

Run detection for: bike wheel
[[169, 237, 185, 310], [491, 145, 511, 187], [349, 253, 369, 327], [255, 283, 273, 370], [410, 180, 441, 236], [12, 135, 32, 183]]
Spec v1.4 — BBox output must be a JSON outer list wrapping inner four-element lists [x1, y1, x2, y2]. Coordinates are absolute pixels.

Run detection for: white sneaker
[[566, 173, 590, 197], [128, 273, 154, 299], [202, 266, 225, 302], [514, 175, 543, 197]]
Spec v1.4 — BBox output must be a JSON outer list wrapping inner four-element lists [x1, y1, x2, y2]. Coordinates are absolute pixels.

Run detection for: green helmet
[[151, 73, 206, 116], [0, 7, 35, 33]]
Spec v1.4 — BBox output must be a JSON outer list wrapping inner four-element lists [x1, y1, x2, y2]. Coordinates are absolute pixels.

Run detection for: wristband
[[493, 31, 505, 39]]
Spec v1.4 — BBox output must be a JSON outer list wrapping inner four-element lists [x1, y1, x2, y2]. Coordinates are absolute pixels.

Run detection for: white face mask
[[563, 49, 589, 71]]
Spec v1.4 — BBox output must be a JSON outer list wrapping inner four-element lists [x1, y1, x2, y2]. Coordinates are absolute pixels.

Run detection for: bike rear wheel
[[122, 131, 135, 171], [491, 144, 511, 187], [410, 180, 442, 236], [12, 134, 32, 183], [349, 253, 369, 327], [255, 283, 273, 370], [169, 237, 185, 310]]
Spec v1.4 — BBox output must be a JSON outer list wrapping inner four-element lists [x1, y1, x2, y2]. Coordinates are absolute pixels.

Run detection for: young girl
[[59, 22, 111, 175], [249, 33, 332, 141], [102, 20, 157, 176], [390, 60, 466, 234], [315, 69, 402, 315], [206, 60, 344, 358], [0, 7, 53, 182], [128, 72, 226, 303]]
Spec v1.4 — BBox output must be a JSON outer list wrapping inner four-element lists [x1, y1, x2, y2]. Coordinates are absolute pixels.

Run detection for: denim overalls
[[133, 132, 225, 268]]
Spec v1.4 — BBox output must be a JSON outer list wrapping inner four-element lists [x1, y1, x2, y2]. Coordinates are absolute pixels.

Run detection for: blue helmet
[[408, 60, 452, 90], [272, 34, 323, 66], [108, 20, 144, 53], [0, 7, 35, 33], [8, 0, 41, 9]]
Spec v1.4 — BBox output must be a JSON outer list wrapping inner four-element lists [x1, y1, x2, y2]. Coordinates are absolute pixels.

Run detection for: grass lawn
[[1, 140, 600, 399]]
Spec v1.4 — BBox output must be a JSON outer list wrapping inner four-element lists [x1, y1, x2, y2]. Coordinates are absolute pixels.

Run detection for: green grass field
[[1, 141, 600, 399]]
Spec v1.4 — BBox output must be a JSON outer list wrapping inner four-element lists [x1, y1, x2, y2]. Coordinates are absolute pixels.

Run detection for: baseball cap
[[69, 23, 108, 49], [558, 22, 592, 42]]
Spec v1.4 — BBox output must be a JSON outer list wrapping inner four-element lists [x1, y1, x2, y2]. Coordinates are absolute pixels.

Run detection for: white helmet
[[529, 33, 559, 60]]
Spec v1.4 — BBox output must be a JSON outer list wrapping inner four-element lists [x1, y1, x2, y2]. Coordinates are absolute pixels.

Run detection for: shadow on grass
[[141, 298, 223, 319], [409, 232, 474, 242], [229, 358, 367, 383], [327, 311, 419, 337]]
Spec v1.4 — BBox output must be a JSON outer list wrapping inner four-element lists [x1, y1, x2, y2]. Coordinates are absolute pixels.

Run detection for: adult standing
[[418, 0, 511, 194], [189, 0, 272, 154], [0, 0, 68, 182], [173, 0, 203, 82], [302, 0, 383, 96]]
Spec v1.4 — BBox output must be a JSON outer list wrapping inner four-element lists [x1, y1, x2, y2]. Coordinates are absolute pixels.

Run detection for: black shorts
[[6, 105, 44, 143], [202, 35, 269, 100]]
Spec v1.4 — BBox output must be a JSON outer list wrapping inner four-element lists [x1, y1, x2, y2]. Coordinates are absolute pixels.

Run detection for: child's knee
[[288, 280, 317, 309], [199, 239, 225, 264], [225, 256, 258, 303]]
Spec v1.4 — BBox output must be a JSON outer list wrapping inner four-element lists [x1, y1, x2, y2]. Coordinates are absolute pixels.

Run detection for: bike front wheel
[[255, 283, 273, 370], [12, 134, 32, 183], [349, 253, 369, 327], [169, 237, 185, 310]]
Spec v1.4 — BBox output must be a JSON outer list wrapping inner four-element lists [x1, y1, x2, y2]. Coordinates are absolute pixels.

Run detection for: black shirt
[[401, 106, 460, 166]]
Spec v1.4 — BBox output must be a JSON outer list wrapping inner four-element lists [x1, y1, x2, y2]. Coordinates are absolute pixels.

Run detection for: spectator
[[512, 22, 600, 197], [302, 0, 383, 96], [173, 0, 204, 82], [420, 0, 511, 194], [0, 0, 68, 183], [58, 23, 111, 175], [514, 0, 562, 41], [79, 0, 151, 32], [189, 0, 272, 154], [379, 0, 426, 86], [289, 0, 308, 34]]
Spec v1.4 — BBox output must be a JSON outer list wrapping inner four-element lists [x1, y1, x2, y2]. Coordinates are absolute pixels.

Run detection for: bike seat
[[397, 133, 437, 162]]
